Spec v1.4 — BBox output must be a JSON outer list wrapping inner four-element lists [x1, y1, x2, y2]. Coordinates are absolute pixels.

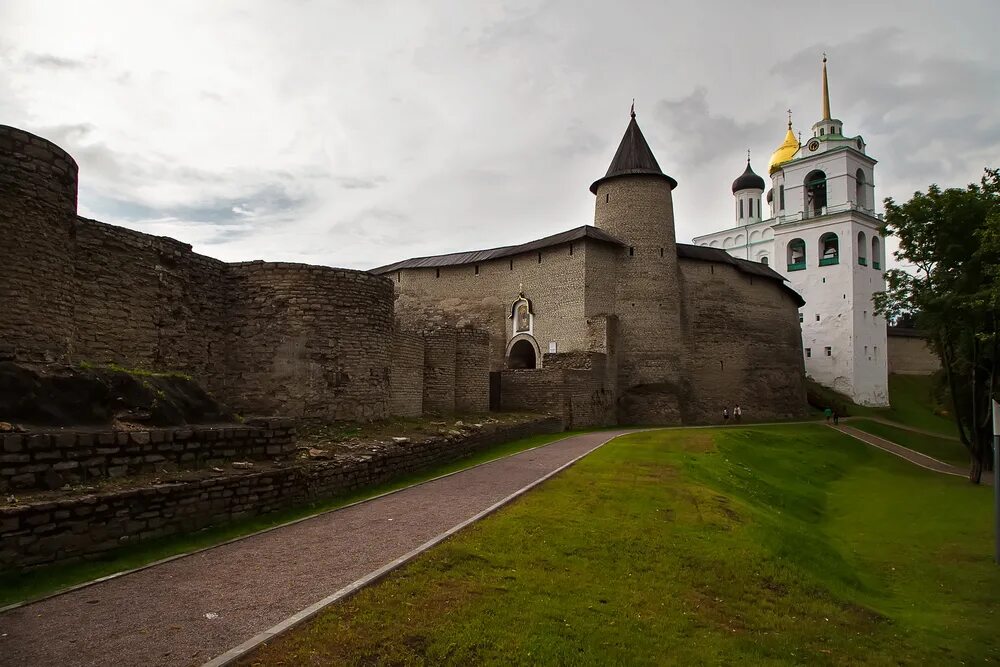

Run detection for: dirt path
[[0, 429, 633, 667], [830, 424, 991, 485]]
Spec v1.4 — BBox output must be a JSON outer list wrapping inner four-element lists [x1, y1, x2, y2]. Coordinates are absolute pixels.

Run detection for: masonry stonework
[[376, 114, 809, 425]]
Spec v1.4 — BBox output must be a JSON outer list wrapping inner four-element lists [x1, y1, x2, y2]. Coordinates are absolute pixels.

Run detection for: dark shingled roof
[[590, 113, 677, 194], [732, 161, 766, 194], [370, 225, 626, 274], [676, 243, 806, 306]]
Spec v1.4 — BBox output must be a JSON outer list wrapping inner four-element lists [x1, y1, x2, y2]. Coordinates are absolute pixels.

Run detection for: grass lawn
[[849, 418, 970, 468], [243, 425, 999, 666], [0, 429, 582, 608]]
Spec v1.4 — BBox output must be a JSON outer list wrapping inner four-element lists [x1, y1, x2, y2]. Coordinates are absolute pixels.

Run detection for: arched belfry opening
[[508, 339, 537, 369], [804, 170, 827, 217]]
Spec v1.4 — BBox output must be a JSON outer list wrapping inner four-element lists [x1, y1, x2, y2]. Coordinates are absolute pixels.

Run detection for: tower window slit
[[660, 247, 664, 257], [509, 259, 513, 270], [436, 268, 440, 278], [537, 252, 542, 263], [474, 264, 479, 275], [629, 246, 635, 256], [569, 243, 573, 256]]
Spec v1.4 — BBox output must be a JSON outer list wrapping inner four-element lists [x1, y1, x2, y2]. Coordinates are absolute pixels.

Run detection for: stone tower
[[0, 125, 79, 362], [590, 108, 685, 423]]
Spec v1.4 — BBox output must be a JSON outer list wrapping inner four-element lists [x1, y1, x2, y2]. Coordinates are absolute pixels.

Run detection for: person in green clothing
[[824, 407, 833, 423]]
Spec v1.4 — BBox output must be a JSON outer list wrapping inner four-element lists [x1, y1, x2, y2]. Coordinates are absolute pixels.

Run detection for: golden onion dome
[[768, 124, 800, 175]]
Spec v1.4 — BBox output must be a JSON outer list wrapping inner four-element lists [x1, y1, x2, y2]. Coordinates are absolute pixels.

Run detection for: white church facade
[[692, 58, 889, 406]]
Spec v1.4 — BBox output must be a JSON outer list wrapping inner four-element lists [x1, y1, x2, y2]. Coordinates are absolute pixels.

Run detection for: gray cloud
[[21, 53, 86, 69]]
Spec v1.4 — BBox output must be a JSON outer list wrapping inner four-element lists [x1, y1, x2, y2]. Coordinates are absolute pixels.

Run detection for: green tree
[[874, 168, 1000, 483]]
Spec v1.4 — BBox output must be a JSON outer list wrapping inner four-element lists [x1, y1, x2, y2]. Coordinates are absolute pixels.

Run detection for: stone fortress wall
[[0, 125, 489, 422]]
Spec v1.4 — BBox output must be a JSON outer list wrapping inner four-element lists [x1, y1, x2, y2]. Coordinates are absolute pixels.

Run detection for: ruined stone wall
[[0, 126, 402, 422], [0, 125, 78, 363], [455, 328, 490, 413], [71, 219, 231, 392], [0, 419, 295, 492], [226, 263, 393, 421], [0, 416, 562, 571], [390, 330, 425, 417], [391, 239, 598, 370], [887, 330, 940, 375], [677, 258, 808, 423]]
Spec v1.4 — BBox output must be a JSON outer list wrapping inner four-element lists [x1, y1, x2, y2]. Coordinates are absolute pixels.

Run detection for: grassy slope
[[243, 425, 998, 666], [0, 430, 582, 607], [812, 374, 957, 437], [849, 418, 969, 467]]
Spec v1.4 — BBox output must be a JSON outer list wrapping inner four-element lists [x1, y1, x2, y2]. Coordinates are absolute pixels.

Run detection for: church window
[[819, 232, 839, 266], [739, 199, 744, 219], [799, 312, 803, 323], [779, 185, 785, 210], [474, 264, 479, 275], [857, 230, 868, 266], [872, 236, 881, 270], [820, 128, 825, 136], [786, 238, 806, 271], [397, 271, 401, 283], [856, 169, 866, 209], [748, 198, 753, 217], [816, 314, 820, 321], [760, 255, 769, 266], [825, 346, 832, 356], [805, 170, 828, 217], [805, 348, 812, 358]]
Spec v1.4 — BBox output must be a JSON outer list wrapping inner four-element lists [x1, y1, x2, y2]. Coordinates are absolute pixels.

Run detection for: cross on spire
[[747, 148, 751, 164], [630, 98, 636, 119], [787, 108, 793, 129]]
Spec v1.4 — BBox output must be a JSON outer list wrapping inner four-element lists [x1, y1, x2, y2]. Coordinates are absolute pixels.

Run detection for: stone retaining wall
[[0, 416, 562, 571], [0, 419, 294, 492]]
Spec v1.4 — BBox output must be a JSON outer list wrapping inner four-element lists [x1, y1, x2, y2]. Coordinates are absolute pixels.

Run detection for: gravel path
[[831, 424, 990, 484], [0, 429, 633, 667]]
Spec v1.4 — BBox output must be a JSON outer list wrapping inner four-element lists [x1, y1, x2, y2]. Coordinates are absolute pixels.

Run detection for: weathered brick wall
[[593, 176, 685, 424], [422, 329, 457, 413], [0, 125, 78, 363], [226, 262, 393, 421], [454, 328, 489, 413], [678, 258, 808, 423], [391, 239, 595, 371], [390, 329, 425, 417], [0, 417, 562, 571], [887, 330, 940, 375], [0, 419, 294, 492]]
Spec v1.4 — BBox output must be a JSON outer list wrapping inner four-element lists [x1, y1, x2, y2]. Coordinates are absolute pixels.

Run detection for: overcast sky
[[3, 1, 998, 270]]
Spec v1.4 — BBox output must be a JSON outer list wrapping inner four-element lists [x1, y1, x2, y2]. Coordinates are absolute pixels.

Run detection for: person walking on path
[[723, 407, 730, 423], [824, 407, 833, 423], [734, 405, 742, 423], [832, 409, 840, 425]]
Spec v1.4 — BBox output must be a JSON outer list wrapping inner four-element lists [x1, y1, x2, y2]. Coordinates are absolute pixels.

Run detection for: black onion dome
[[766, 188, 773, 203], [732, 161, 765, 193], [590, 112, 677, 194]]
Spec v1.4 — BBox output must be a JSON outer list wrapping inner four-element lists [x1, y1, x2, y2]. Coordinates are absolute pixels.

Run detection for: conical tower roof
[[590, 108, 677, 194]]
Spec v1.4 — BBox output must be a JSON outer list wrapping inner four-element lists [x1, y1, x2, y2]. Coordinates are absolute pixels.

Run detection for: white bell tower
[[769, 56, 888, 406]]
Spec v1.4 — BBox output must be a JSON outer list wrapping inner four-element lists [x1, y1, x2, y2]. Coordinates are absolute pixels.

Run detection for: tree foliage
[[874, 168, 1000, 483]]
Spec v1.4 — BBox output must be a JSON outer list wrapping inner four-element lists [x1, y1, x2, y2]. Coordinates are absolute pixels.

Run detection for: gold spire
[[768, 110, 800, 175], [822, 54, 831, 120]]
